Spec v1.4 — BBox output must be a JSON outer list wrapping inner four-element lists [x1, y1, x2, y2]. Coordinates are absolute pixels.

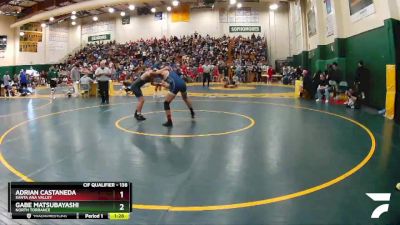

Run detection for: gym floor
[[0, 83, 399, 225]]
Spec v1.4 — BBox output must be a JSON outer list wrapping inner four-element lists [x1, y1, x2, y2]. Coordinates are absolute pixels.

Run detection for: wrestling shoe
[[162, 121, 173, 127], [135, 114, 146, 121]]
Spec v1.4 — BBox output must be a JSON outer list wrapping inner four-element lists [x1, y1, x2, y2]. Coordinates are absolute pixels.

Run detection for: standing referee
[[95, 60, 111, 104], [202, 61, 212, 87]]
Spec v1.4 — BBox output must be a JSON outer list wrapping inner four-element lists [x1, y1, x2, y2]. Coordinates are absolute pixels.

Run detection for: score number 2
[[118, 191, 126, 211]]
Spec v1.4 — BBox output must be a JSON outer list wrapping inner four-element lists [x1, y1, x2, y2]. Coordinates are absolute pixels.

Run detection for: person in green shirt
[[48, 68, 59, 100], [48, 68, 58, 82]]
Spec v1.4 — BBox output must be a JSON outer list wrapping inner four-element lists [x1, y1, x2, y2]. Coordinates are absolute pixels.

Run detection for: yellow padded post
[[295, 80, 302, 98], [385, 65, 396, 119], [109, 80, 115, 96]]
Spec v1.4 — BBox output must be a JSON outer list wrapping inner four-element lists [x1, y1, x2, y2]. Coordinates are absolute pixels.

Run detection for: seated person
[[79, 74, 94, 93], [232, 75, 239, 85], [300, 70, 313, 99], [316, 74, 329, 103], [345, 86, 361, 109], [223, 76, 238, 88]]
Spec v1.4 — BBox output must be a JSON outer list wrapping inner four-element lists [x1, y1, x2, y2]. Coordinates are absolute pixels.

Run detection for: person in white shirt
[[95, 60, 111, 104], [70, 63, 81, 97], [202, 62, 213, 87], [3, 72, 11, 97]]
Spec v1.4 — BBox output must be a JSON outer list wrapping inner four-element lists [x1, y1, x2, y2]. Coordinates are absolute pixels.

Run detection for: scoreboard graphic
[[8, 182, 132, 220]]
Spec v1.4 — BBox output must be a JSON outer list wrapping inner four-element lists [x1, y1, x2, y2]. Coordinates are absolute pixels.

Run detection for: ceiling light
[[237, 2, 242, 8], [49, 17, 54, 22], [71, 15, 77, 20], [71, 21, 76, 26], [108, 7, 115, 13], [172, 0, 179, 7], [269, 3, 278, 10], [167, 6, 172, 11], [72, 11, 76, 15], [229, 0, 236, 5], [19, 31, 25, 36], [41, 23, 46, 28], [151, 8, 156, 13], [128, 5, 135, 10], [120, 11, 126, 16], [93, 16, 98, 21]]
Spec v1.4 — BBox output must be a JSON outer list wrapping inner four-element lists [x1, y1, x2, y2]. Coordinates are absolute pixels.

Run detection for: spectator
[[71, 63, 81, 97], [267, 66, 274, 84], [345, 86, 360, 109], [19, 69, 28, 89], [3, 71, 11, 97], [256, 63, 263, 83], [312, 70, 322, 95], [48, 68, 59, 99], [79, 73, 94, 95], [354, 60, 370, 101], [64, 33, 267, 85], [301, 70, 313, 99], [316, 73, 329, 103], [329, 62, 342, 83]]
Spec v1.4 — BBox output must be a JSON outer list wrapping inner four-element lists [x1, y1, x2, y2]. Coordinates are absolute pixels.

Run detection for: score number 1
[[118, 191, 125, 211]]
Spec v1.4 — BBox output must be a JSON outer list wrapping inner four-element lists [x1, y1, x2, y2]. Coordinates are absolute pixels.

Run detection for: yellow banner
[[19, 22, 43, 52], [171, 4, 190, 22], [19, 41, 38, 53], [20, 31, 42, 43]]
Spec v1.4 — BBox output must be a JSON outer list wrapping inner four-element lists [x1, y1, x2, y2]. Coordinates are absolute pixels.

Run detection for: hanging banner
[[154, 12, 163, 21], [349, 0, 375, 22], [171, 4, 190, 22], [326, 14, 335, 37], [0, 36, 5, 57], [229, 26, 261, 33], [325, 0, 332, 14], [19, 41, 38, 53], [0, 35, 6, 51], [325, 0, 336, 37], [122, 16, 130, 25], [19, 22, 43, 52], [88, 34, 111, 42], [307, 1, 317, 37]]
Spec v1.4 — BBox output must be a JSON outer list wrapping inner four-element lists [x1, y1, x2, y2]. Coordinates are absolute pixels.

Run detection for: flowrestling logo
[[366, 193, 391, 219]]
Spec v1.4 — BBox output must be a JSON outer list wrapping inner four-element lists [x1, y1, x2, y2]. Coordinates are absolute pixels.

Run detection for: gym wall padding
[[291, 18, 400, 109]]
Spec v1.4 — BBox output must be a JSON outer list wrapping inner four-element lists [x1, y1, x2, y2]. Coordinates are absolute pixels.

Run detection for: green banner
[[229, 26, 261, 33], [88, 34, 111, 42]]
